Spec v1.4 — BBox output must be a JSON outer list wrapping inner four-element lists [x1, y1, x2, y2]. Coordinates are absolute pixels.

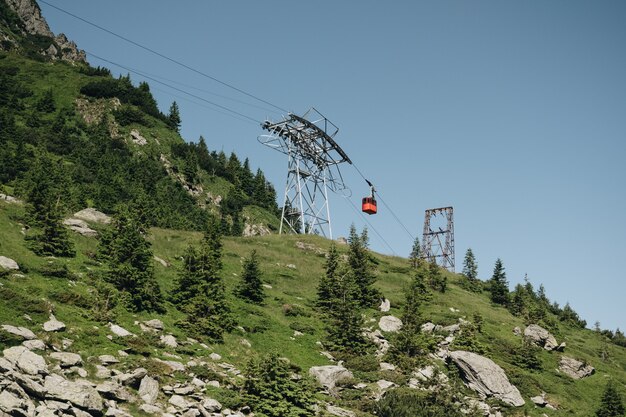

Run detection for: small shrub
[[289, 322, 315, 335], [39, 261, 71, 279], [282, 303, 310, 317], [345, 354, 379, 373]]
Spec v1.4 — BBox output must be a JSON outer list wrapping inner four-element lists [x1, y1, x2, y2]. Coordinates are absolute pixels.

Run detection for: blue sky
[[40, 1, 626, 331]]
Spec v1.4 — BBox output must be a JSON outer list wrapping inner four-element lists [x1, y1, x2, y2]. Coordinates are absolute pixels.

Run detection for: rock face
[[5, 0, 53, 37], [0, 256, 20, 270], [74, 208, 112, 225], [524, 324, 558, 351], [3, 346, 48, 375], [449, 350, 525, 407], [44, 374, 103, 413], [559, 356, 595, 379], [378, 315, 403, 333], [309, 365, 353, 391]]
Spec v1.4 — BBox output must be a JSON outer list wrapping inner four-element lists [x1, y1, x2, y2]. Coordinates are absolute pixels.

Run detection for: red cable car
[[362, 196, 377, 215], [362, 180, 377, 215]]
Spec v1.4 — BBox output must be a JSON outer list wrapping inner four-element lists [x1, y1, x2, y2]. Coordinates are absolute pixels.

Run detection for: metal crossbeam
[[421, 206, 455, 272]]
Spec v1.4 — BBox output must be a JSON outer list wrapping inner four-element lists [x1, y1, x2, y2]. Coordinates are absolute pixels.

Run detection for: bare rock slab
[[0, 256, 19, 270], [1, 325, 36, 340], [138, 375, 159, 404], [50, 352, 82, 367], [450, 350, 525, 407], [43, 315, 66, 332], [309, 365, 353, 391], [44, 374, 103, 413], [74, 208, 111, 224], [378, 315, 403, 333], [3, 346, 48, 375], [559, 356, 595, 379]]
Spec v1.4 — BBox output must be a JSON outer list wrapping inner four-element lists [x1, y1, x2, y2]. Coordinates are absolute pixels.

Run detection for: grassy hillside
[[2, 198, 625, 416]]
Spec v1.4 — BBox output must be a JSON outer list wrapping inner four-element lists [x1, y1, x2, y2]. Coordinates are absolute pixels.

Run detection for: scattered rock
[[559, 356, 595, 379], [513, 326, 522, 336], [524, 324, 559, 351], [130, 129, 147, 145], [168, 394, 192, 410], [96, 380, 134, 402], [421, 322, 436, 333], [450, 350, 525, 407], [0, 193, 23, 204], [108, 323, 133, 337], [327, 404, 356, 417], [154, 359, 185, 373], [153, 256, 169, 267], [22, 339, 46, 351], [3, 346, 48, 375], [73, 208, 111, 224], [309, 365, 353, 392], [531, 393, 548, 407], [1, 324, 36, 340], [44, 374, 103, 413], [42, 315, 66, 332], [0, 256, 19, 270], [240, 339, 252, 348], [379, 315, 403, 333], [99, 355, 119, 365], [209, 353, 222, 361], [202, 398, 222, 412], [95, 365, 112, 379], [160, 334, 178, 348], [116, 368, 148, 387], [379, 362, 396, 371], [140, 404, 163, 415], [442, 323, 461, 334], [379, 298, 391, 312], [63, 218, 98, 237], [242, 222, 271, 237], [49, 352, 82, 367]]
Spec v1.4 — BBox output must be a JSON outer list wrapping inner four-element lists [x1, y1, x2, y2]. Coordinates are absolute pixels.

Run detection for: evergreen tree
[[168, 101, 181, 132], [462, 248, 480, 291], [240, 157, 255, 197], [389, 269, 434, 366], [347, 224, 379, 307], [488, 258, 509, 306], [596, 380, 625, 417], [98, 205, 164, 313], [325, 266, 367, 353], [236, 249, 265, 304], [427, 259, 447, 293], [172, 219, 233, 341], [35, 88, 55, 113], [317, 243, 340, 311], [409, 236, 421, 269]]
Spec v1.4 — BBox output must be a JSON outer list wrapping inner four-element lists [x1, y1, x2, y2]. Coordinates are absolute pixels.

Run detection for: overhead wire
[[39, 0, 289, 114], [88, 52, 261, 125], [42, 1, 415, 254]]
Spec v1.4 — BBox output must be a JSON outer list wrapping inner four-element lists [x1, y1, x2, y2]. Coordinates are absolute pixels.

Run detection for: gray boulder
[[50, 352, 82, 368], [143, 319, 164, 331], [3, 346, 48, 375], [43, 315, 66, 332], [559, 356, 595, 379], [74, 208, 111, 224], [1, 325, 36, 340], [22, 339, 46, 351], [138, 375, 159, 404], [96, 380, 133, 402], [449, 350, 525, 407], [378, 315, 403, 333], [108, 323, 133, 337], [44, 374, 103, 413], [0, 256, 19, 270], [524, 324, 558, 351], [63, 218, 98, 237], [309, 365, 353, 391], [116, 367, 148, 387], [379, 298, 391, 312]]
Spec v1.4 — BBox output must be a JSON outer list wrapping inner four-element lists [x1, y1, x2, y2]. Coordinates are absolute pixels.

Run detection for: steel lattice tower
[[421, 206, 455, 272], [259, 108, 351, 238]]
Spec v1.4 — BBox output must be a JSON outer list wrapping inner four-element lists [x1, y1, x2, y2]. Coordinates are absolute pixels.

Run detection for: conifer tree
[[168, 101, 181, 132], [462, 248, 479, 291], [488, 258, 509, 306], [596, 380, 625, 417], [427, 259, 447, 293], [409, 236, 421, 269], [172, 218, 234, 341], [317, 243, 340, 311], [98, 205, 164, 313], [347, 224, 379, 307], [236, 249, 265, 304]]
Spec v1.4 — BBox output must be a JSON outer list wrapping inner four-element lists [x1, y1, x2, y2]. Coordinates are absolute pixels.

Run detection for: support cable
[[343, 195, 398, 256], [88, 52, 261, 125], [39, 0, 289, 114]]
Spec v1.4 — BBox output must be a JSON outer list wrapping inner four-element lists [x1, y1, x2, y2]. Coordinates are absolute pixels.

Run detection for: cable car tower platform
[[259, 108, 351, 238]]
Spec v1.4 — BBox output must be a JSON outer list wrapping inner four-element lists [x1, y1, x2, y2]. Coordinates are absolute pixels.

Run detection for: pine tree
[[98, 205, 164, 313], [427, 259, 447, 293], [596, 380, 625, 417], [462, 248, 479, 291], [172, 218, 233, 341], [409, 236, 421, 269], [168, 101, 181, 132], [317, 243, 340, 311], [488, 258, 509, 306], [236, 249, 265, 304], [36, 88, 55, 113], [347, 224, 379, 307]]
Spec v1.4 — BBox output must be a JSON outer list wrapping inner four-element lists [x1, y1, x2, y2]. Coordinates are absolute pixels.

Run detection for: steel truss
[[259, 108, 351, 238], [421, 206, 455, 272]]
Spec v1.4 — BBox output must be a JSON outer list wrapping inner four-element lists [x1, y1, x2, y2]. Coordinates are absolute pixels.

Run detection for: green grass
[[1, 198, 626, 416]]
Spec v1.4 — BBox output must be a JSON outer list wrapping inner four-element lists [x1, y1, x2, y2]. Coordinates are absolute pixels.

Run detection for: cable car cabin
[[362, 197, 377, 215]]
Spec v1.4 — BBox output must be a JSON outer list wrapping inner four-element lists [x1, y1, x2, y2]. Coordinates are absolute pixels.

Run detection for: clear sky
[[39, 1, 626, 331]]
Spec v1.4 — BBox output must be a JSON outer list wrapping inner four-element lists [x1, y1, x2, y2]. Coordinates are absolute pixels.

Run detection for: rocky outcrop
[[449, 350, 525, 407], [0, 256, 19, 270], [5, 0, 53, 37], [44, 374, 103, 413], [74, 208, 112, 225], [3, 346, 48, 376], [1, 325, 35, 339], [130, 129, 147, 146], [378, 315, 403, 333], [309, 365, 353, 392], [524, 324, 559, 351], [559, 356, 595, 379], [63, 218, 98, 237], [243, 222, 271, 237]]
